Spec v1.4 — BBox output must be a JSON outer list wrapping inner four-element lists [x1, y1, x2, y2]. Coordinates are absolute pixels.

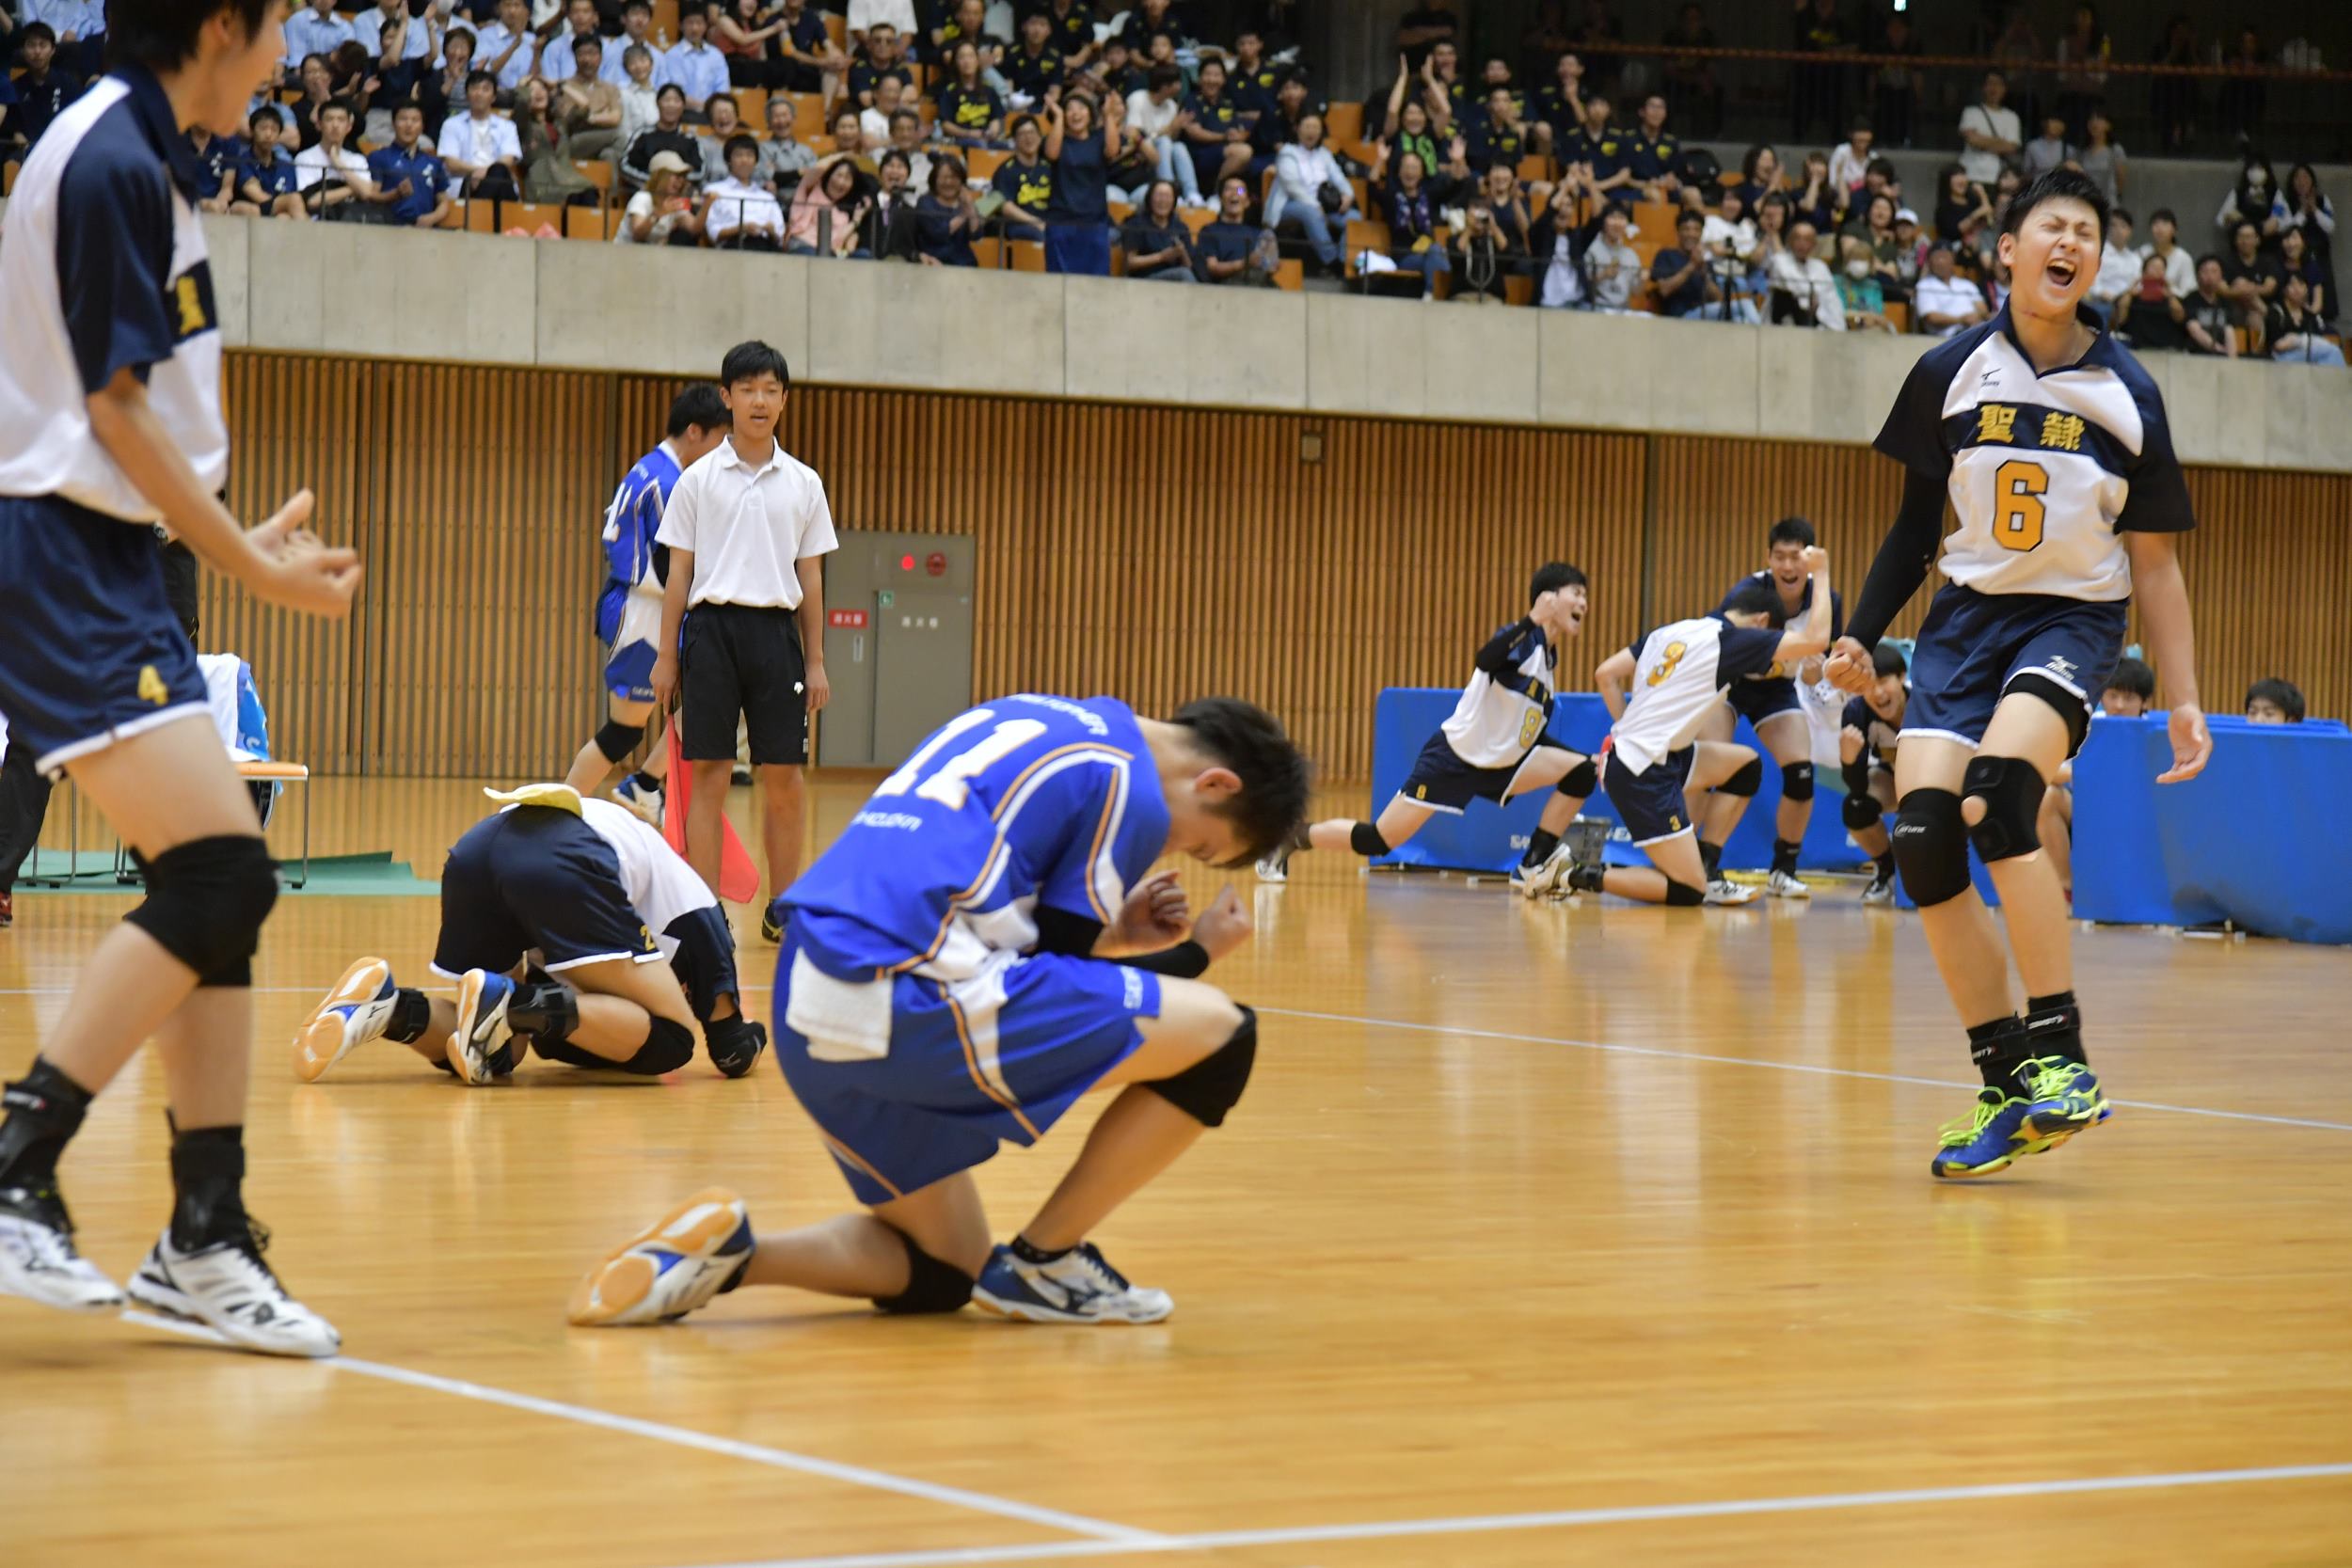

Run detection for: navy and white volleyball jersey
[[786, 696, 1172, 984], [602, 441, 684, 592], [1840, 694, 1902, 768], [0, 69, 227, 519], [1441, 621, 1555, 768], [1874, 305, 2197, 602], [1611, 615, 1787, 773], [1714, 571, 1843, 679]]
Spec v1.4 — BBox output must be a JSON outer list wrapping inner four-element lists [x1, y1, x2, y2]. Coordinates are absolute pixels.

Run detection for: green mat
[[18, 851, 439, 897]]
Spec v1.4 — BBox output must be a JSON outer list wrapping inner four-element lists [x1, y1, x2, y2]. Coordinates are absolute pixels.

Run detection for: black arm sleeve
[[1842, 469, 1947, 650], [1032, 907, 1209, 977], [1473, 617, 1536, 674], [1120, 941, 1212, 978]]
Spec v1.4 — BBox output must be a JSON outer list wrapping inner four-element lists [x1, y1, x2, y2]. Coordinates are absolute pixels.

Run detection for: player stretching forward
[[1557, 563, 1834, 906], [569, 695, 1308, 1327], [293, 785, 766, 1085], [0, 0, 360, 1354], [1826, 168, 2210, 1180], [1256, 565, 1596, 895], [561, 385, 731, 819], [1837, 641, 1909, 905], [1701, 517, 1843, 898]]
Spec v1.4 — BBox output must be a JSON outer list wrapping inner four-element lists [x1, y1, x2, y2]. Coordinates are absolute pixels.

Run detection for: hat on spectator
[[648, 151, 692, 177], [1895, 208, 1919, 224]]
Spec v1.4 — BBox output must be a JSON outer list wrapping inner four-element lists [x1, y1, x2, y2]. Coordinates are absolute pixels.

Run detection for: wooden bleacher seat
[[501, 201, 565, 235], [1324, 103, 1362, 148], [3, 160, 18, 197], [1009, 239, 1046, 272], [573, 159, 613, 193], [1342, 217, 1391, 278], [824, 11, 846, 50], [1516, 154, 1550, 183], [790, 92, 829, 141], [1505, 274, 1536, 307], [463, 198, 500, 234], [733, 87, 767, 127], [1109, 245, 1128, 277], [1627, 200, 1679, 240], [1107, 199, 1136, 224], [564, 205, 612, 241], [1275, 258, 1304, 291], [1883, 300, 1911, 333], [1349, 175, 1370, 215], [651, 0, 678, 42], [964, 148, 1009, 182], [1179, 208, 1215, 238], [970, 236, 1001, 269]]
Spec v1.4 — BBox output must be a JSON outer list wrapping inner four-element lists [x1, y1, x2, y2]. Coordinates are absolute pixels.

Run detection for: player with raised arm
[[568, 695, 1310, 1328], [1557, 556, 1835, 907], [561, 386, 731, 819], [1837, 641, 1909, 906], [1824, 167, 2211, 1180], [1256, 565, 1597, 897]]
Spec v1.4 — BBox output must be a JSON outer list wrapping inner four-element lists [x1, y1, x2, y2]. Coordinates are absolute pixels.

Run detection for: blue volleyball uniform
[[775, 695, 1173, 1203], [1874, 305, 2195, 751], [595, 442, 684, 703]]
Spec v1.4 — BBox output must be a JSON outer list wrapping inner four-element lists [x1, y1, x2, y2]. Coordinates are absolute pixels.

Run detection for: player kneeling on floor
[[1562, 553, 1836, 907], [1837, 641, 1909, 905], [293, 785, 765, 1085], [569, 694, 1309, 1329], [1257, 564, 1597, 897]]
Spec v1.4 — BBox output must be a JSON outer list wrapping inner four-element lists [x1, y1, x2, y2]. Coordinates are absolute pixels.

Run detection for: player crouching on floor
[[1559, 551, 1836, 907], [1257, 564, 1597, 896], [293, 784, 765, 1085], [570, 694, 1308, 1328], [1837, 641, 1910, 905]]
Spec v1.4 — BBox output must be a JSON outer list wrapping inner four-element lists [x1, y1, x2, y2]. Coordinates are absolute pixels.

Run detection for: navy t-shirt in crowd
[[8, 68, 84, 147], [1196, 218, 1259, 277], [993, 153, 1053, 215], [1650, 245, 1709, 315], [937, 81, 1003, 135], [188, 132, 245, 199], [243, 146, 302, 200]]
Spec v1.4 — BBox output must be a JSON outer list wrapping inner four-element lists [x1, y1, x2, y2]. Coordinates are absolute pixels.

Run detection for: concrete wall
[[200, 214, 2352, 473]]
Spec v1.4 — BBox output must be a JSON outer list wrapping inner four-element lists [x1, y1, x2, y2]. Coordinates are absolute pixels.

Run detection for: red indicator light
[[899, 553, 915, 570]]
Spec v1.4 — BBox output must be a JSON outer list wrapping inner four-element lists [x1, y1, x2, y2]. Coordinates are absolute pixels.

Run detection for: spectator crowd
[[0, 0, 2338, 344]]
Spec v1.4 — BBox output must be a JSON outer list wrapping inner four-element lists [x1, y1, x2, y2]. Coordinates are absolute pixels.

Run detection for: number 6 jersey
[[1873, 307, 2196, 602], [783, 696, 1171, 983]]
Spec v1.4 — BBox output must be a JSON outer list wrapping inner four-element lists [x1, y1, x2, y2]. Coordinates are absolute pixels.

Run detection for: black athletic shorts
[[1602, 745, 1698, 847], [678, 601, 808, 766], [432, 806, 663, 979]]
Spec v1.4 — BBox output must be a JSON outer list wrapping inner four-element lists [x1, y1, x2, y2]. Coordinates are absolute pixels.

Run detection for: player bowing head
[[1157, 697, 1317, 867]]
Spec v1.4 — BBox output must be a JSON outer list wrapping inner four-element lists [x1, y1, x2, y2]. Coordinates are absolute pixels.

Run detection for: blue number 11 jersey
[[784, 695, 1172, 983]]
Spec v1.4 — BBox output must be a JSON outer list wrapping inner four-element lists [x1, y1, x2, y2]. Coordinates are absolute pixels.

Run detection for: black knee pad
[[2005, 671, 2092, 756], [1146, 1005, 1257, 1128], [1349, 822, 1391, 857], [872, 1225, 975, 1315], [1781, 761, 1815, 802], [1720, 756, 1764, 798], [125, 835, 278, 987], [1558, 757, 1597, 797], [593, 718, 643, 763], [1842, 791, 1883, 832], [1663, 879, 1706, 907], [1961, 754, 2047, 863], [1891, 788, 1971, 906], [618, 1016, 697, 1076]]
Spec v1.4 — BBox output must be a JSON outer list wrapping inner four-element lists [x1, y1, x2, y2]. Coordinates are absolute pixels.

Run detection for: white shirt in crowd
[[1582, 234, 1642, 310], [537, 24, 603, 83], [1125, 88, 1180, 140], [1700, 211, 1757, 265], [656, 437, 840, 610], [1827, 141, 1870, 194], [704, 177, 787, 243], [2090, 242, 2144, 304], [294, 142, 374, 195], [1270, 141, 1348, 228], [438, 109, 523, 171], [1912, 272, 1986, 338], [1957, 100, 2021, 187], [1769, 249, 1845, 330], [847, 0, 919, 36], [616, 81, 661, 150]]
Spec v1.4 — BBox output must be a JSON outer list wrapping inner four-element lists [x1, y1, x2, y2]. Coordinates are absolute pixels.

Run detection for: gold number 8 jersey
[[1873, 307, 2197, 601]]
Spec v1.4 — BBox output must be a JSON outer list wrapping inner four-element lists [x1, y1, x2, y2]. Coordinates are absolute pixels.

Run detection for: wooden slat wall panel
[[213, 353, 2352, 779]]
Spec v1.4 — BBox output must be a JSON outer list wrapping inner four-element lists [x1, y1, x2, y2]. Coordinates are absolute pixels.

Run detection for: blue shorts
[[432, 806, 663, 978], [1602, 744, 1696, 847], [596, 578, 660, 705], [1393, 731, 1570, 815], [1905, 586, 2127, 756], [0, 495, 208, 778], [774, 922, 1161, 1205], [1725, 674, 1803, 725]]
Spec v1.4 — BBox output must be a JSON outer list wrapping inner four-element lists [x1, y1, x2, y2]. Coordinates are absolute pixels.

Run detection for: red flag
[[663, 724, 761, 905]]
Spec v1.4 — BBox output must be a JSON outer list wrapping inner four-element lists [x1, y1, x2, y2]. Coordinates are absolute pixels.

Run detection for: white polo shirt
[[705, 177, 787, 241], [0, 70, 227, 520], [437, 109, 522, 170], [657, 436, 838, 609]]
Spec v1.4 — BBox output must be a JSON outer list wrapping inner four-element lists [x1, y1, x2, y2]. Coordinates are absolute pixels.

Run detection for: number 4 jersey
[[783, 696, 1172, 983], [1873, 307, 2196, 601]]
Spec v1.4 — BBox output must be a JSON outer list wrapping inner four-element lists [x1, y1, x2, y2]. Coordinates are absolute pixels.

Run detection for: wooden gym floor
[[3, 776, 2348, 1567]]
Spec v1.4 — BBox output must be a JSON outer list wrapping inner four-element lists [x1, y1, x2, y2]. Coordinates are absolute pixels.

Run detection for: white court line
[[683, 1460, 2352, 1568], [113, 1313, 1160, 1546], [1254, 1006, 2352, 1133]]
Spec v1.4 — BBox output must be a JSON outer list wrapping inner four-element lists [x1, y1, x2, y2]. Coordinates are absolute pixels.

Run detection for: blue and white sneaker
[[612, 775, 662, 826], [447, 969, 518, 1085], [972, 1242, 1174, 1324], [293, 957, 398, 1084], [568, 1188, 754, 1326]]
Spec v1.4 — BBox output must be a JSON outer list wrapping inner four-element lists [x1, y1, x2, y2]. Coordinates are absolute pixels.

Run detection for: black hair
[[724, 132, 757, 163], [574, 33, 602, 55], [623, 0, 652, 12], [1866, 156, 1897, 181], [1768, 515, 1816, 548], [2105, 657, 2155, 701], [1870, 641, 1908, 679], [1168, 698, 1314, 868], [665, 384, 729, 438], [657, 82, 685, 103], [720, 340, 791, 388], [2195, 251, 2224, 273], [106, 0, 273, 70], [709, 91, 739, 114], [1009, 113, 1039, 135], [930, 154, 969, 195], [1724, 581, 1788, 626], [890, 107, 921, 127], [2150, 206, 2177, 227], [319, 95, 356, 120], [1147, 62, 1182, 90], [21, 20, 56, 45], [1530, 562, 1587, 603], [2231, 217, 2260, 244], [1849, 114, 1872, 134], [2003, 166, 2111, 247], [247, 105, 281, 131], [2112, 206, 2133, 227], [467, 68, 498, 91], [2246, 677, 2306, 721], [879, 148, 912, 173]]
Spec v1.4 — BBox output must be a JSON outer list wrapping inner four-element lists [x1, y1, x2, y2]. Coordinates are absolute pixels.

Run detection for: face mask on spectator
[[1845, 258, 1870, 278]]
